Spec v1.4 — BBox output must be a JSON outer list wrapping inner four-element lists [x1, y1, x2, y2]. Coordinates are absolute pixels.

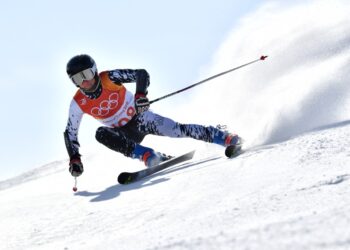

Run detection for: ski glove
[[69, 157, 84, 177], [134, 93, 150, 114]]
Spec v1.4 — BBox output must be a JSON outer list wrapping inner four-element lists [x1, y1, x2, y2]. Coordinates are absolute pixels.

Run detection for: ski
[[118, 150, 195, 184]]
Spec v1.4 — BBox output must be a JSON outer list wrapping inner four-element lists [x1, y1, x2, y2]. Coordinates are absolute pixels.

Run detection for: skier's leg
[[136, 111, 241, 146], [95, 126, 137, 157], [95, 124, 171, 167]]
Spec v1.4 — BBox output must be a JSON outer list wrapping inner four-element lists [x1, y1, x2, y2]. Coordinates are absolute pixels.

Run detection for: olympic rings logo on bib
[[91, 93, 119, 117], [117, 106, 136, 127]]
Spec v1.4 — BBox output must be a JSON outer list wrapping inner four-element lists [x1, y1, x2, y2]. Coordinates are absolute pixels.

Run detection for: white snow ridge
[[1, 0, 350, 249]]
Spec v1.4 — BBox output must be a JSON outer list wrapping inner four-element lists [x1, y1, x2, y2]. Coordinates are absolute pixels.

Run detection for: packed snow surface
[[0, 122, 350, 250]]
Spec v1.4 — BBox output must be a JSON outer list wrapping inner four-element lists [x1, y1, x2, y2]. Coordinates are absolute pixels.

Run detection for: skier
[[64, 54, 242, 177]]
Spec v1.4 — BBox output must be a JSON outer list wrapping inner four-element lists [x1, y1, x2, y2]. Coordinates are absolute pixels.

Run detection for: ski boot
[[143, 151, 173, 167], [214, 125, 243, 158], [224, 134, 242, 158], [132, 144, 172, 167]]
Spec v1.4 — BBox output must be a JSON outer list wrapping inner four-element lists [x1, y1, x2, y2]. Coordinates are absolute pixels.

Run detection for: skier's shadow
[[74, 176, 170, 202], [74, 156, 222, 202]]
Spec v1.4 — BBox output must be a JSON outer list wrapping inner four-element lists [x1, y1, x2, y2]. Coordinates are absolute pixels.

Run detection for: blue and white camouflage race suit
[[64, 69, 234, 160], [94, 110, 226, 157]]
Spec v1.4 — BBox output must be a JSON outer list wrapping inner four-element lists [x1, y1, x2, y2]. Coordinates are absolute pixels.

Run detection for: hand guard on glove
[[134, 93, 150, 114], [69, 157, 84, 177]]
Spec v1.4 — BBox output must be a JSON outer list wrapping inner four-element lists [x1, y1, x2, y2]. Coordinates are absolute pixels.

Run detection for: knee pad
[[95, 127, 111, 143], [95, 126, 134, 157]]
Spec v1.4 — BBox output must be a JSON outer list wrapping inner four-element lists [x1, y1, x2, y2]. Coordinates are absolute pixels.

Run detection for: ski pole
[[149, 55, 268, 104]]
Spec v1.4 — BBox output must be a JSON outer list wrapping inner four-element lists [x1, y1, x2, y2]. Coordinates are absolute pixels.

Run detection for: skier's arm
[[108, 69, 150, 95], [63, 99, 84, 160], [108, 69, 150, 114]]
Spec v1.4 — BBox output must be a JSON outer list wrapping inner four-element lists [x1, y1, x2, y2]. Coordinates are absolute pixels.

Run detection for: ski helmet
[[66, 54, 97, 80], [66, 54, 102, 99]]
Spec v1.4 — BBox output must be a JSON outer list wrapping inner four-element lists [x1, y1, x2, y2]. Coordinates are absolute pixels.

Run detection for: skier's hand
[[69, 157, 84, 177], [134, 93, 150, 114]]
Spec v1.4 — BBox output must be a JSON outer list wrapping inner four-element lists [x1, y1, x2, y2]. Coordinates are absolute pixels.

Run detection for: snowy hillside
[[0, 121, 350, 250]]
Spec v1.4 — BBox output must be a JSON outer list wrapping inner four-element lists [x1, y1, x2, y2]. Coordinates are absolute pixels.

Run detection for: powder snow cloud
[[182, 0, 350, 147]]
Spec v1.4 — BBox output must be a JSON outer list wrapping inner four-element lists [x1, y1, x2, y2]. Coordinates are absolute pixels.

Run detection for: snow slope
[[0, 121, 350, 250], [1, 0, 350, 249]]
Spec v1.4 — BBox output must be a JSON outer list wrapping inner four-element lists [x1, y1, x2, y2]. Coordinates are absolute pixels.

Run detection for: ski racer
[[64, 54, 242, 177]]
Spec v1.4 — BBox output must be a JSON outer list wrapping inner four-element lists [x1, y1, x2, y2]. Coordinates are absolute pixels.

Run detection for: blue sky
[[0, 0, 269, 179]]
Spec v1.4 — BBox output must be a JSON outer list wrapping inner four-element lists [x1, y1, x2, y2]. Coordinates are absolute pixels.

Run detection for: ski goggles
[[70, 65, 97, 86]]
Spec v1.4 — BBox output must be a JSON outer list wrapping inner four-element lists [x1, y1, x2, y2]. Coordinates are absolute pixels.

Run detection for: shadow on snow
[[74, 156, 224, 202]]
